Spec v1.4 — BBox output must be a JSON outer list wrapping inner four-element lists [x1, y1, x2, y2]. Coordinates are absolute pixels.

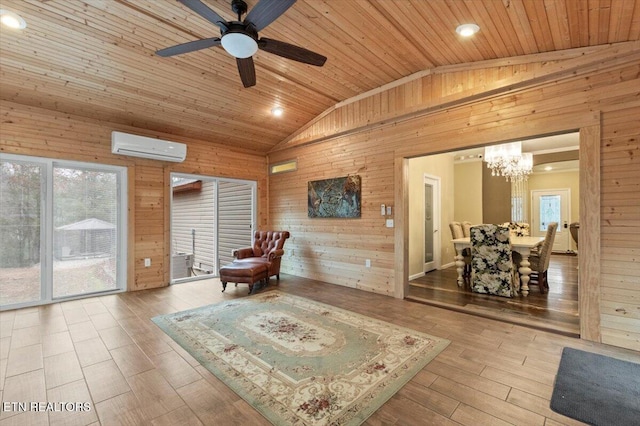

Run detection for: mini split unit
[[111, 131, 187, 162]]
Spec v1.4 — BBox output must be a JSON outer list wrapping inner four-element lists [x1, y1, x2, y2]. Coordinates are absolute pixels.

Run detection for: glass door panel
[[539, 195, 561, 232], [171, 176, 216, 280], [423, 175, 440, 273], [0, 161, 43, 306], [424, 183, 434, 264], [52, 167, 118, 298], [170, 173, 255, 283], [531, 189, 571, 252], [218, 180, 253, 271]]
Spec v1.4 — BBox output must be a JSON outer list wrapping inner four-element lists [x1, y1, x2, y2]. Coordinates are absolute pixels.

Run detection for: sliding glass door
[[170, 173, 255, 283], [0, 155, 127, 309], [53, 167, 119, 298], [0, 161, 43, 306]]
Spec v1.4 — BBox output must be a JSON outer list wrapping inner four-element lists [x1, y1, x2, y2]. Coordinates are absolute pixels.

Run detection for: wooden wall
[[0, 101, 268, 291], [600, 106, 640, 349], [482, 166, 512, 224], [1, 43, 637, 351], [268, 45, 640, 351]]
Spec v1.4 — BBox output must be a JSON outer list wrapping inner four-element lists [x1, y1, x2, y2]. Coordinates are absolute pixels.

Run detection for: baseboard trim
[[409, 272, 425, 281]]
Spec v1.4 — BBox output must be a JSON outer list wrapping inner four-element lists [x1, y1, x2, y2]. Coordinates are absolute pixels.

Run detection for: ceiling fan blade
[[259, 38, 326, 66], [236, 57, 256, 88], [244, 0, 296, 32], [156, 38, 221, 57], [179, 0, 228, 31]]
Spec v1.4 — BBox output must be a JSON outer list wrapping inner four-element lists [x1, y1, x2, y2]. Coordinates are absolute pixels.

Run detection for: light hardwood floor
[[1, 275, 638, 425]]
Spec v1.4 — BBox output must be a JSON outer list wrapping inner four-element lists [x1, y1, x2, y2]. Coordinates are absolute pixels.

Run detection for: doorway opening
[[406, 132, 580, 336]]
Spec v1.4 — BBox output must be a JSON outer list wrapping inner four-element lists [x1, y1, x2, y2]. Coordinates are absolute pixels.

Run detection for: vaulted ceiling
[[1, 0, 638, 154]]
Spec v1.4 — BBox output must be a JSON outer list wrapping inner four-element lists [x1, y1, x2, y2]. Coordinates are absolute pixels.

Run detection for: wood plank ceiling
[[1, 0, 638, 154]]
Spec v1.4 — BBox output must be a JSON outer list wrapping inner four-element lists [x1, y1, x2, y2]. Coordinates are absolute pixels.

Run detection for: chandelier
[[484, 142, 533, 182]]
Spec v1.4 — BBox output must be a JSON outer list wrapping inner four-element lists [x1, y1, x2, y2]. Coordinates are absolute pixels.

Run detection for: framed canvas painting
[[308, 175, 361, 218]]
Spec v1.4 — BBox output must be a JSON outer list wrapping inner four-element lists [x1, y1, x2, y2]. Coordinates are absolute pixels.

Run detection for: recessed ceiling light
[[544, 166, 553, 171], [271, 107, 283, 117], [456, 23, 479, 37], [0, 9, 27, 30]]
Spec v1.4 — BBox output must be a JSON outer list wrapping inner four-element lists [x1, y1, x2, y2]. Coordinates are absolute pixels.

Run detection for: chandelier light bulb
[[484, 142, 533, 182]]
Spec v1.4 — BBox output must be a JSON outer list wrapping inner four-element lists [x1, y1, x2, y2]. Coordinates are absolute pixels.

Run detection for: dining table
[[452, 236, 544, 296]]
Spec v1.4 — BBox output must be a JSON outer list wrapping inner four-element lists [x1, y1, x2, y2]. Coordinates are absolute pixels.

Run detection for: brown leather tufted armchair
[[232, 231, 290, 280]]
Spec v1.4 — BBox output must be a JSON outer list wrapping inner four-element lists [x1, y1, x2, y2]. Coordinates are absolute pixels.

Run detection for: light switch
[[144, 258, 151, 267], [386, 205, 392, 215], [386, 219, 394, 228], [380, 204, 386, 216]]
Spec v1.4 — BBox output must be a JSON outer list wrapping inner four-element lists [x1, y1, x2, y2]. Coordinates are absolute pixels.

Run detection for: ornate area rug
[[152, 291, 449, 425]]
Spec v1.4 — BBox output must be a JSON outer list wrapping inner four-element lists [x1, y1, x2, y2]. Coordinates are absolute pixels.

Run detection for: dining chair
[[449, 221, 471, 280], [470, 224, 515, 297], [528, 222, 558, 293], [570, 222, 579, 249], [461, 221, 472, 237]]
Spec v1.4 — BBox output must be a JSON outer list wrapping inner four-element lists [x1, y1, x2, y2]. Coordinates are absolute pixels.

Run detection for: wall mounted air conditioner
[[111, 131, 187, 162]]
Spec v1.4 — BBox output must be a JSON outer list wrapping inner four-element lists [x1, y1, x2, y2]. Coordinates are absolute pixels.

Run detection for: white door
[[424, 175, 441, 272], [531, 189, 571, 252]]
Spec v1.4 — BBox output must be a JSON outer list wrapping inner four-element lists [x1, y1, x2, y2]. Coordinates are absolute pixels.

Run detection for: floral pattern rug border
[[151, 291, 450, 425]]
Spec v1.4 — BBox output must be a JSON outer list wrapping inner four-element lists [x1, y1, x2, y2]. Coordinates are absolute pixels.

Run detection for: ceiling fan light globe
[[221, 33, 258, 58]]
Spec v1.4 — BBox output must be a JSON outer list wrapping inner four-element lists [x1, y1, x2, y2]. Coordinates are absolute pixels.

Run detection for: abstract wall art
[[308, 175, 361, 218]]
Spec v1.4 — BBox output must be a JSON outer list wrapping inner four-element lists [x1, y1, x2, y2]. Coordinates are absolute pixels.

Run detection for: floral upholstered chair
[[470, 224, 515, 298]]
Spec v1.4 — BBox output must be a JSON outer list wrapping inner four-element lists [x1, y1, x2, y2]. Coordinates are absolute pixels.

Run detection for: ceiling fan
[[157, 0, 327, 88]]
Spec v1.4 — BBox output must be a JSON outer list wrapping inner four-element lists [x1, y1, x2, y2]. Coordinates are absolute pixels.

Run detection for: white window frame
[[0, 153, 127, 310]]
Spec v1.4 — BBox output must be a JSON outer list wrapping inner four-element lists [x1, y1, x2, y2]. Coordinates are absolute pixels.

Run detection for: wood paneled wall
[[268, 46, 640, 350], [0, 101, 268, 291], [1, 44, 637, 351], [600, 106, 640, 349]]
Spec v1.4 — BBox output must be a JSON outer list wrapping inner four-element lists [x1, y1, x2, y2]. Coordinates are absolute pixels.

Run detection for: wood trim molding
[[334, 44, 609, 111], [579, 122, 602, 342], [394, 157, 409, 299], [394, 115, 602, 343], [163, 167, 171, 286], [271, 41, 639, 152], [127, 165, 136, 292]]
